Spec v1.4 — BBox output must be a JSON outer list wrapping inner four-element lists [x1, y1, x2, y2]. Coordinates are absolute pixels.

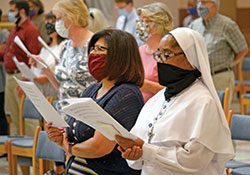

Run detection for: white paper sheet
[[61, 98, 137, 141], [13, 56, 36, 81], [14, 36, 48, 69], [14, 77, 69, 128], [38, 36, 59, 61]]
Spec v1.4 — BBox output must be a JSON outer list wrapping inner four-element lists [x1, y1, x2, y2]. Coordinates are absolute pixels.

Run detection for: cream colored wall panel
[[0, 0, 179, 27], [237, 0, 250, 8]]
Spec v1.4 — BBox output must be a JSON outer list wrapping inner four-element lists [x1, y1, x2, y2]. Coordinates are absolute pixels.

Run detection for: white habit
[[127, 28, 234, 175]]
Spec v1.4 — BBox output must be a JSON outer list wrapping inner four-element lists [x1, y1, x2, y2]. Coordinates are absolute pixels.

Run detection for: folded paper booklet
[[14, 36, 47, 69], [13, 56, 37, 81], [61, 98, 137, 141], [14, 77, 69, 128], [38, 36, 59, 61]]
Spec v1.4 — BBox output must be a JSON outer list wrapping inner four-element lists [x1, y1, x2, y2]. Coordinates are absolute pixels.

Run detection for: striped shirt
[[189, 13, 248, 73]]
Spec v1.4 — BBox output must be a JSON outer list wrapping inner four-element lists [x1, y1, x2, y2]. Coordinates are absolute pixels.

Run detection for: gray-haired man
[[189, 0, 249, 106]]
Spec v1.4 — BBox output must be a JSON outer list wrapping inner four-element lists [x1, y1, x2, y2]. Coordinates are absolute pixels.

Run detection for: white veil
[[169, 27, 234, 154]]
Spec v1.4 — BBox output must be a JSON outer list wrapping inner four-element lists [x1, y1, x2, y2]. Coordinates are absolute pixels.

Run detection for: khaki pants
[[212, 70, 234, 108], [5, 73, 38, 136]]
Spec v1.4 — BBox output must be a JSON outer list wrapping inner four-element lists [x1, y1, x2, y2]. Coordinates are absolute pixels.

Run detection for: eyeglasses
[[90, 45, 108, 54], [153, 49, 185, 62]]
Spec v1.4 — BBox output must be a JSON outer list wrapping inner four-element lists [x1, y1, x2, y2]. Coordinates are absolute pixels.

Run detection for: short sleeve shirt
[[189, 13, 248, 72]]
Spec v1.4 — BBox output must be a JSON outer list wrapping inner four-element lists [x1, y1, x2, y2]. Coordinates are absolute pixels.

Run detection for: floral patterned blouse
[[54, 40, 96, 101]]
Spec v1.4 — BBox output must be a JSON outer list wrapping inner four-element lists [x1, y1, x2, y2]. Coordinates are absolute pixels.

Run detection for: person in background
[[29, 0, 96, 174], [4, 0, 42, 136], [83, 0, 110, 33], [115, 0, 142, 46], [189, 0, 249, 105], [136, 2, 174, 102], [27, 0, 50, 43], [86, 0, 115, 26], [0, 9, 9, 138], [183, 0, 199, 27], [116, 27, 234, 175], [30, 11, 66, 99], [46, 29, 144, 175]]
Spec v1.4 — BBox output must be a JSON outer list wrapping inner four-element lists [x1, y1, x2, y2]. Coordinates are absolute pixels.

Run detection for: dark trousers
[[0, 92, 8, 135]]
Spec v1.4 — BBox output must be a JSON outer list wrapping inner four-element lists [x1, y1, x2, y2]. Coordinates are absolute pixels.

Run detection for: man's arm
[[234, 47, 249, 66]]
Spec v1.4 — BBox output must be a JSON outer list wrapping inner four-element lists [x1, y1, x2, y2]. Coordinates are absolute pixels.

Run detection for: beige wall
[[0, 0, 179, 27], [0, 0, 58, 16], [1, 0, 249, 25], [237, 0, 250, 8], [179, 0, 250, 8]]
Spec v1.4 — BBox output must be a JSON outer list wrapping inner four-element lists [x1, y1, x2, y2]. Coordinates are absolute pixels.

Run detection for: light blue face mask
[[55, 19, 69, 38], [117, 8, 129, 16], [197, 4, 210, 18], [8, 11, 17, 23]]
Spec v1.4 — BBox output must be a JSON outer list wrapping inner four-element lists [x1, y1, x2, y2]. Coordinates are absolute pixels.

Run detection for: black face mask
[[157, 62, 201, 101], [45, 23, 56, 35], [15, 11, 21, 25]]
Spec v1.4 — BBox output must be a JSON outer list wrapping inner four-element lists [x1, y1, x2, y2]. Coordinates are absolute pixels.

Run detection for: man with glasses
[[189, 0, 249, 106]]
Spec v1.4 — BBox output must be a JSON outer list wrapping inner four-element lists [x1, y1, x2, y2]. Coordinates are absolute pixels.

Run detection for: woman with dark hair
[[27, 0, 49, 42], [46, 29, 144, 175]]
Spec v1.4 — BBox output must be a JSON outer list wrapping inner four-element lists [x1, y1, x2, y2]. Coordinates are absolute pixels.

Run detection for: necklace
[[147, 98, 176, 143]]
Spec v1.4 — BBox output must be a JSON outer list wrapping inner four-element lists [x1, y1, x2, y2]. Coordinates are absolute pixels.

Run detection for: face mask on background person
[[187, 7, 197, 16], [117, 8, 129, 16], [8, 11, 17, 23], [197, 4, 210, 18], [136, 21, 152, 42], [55, 19, 70, 38], [29, 9, 36, 18], [88, 53, 106, 82], [45, 23, 55, 35]]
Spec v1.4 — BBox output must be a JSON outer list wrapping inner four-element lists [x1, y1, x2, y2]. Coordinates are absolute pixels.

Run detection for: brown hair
[[115, 0, 133, 4], [88, 29, 144, 87]]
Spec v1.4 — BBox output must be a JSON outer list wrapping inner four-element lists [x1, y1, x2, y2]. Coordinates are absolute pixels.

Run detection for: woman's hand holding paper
[[115, 135, 144, 160], [28, 54, 48, 70], [46, 122, 64, 147]]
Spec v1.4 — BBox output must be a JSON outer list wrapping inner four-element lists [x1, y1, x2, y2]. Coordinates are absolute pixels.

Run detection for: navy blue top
[[66, 82, 144, 175]]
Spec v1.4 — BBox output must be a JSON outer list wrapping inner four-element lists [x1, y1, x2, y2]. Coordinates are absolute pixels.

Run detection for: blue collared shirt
[[116, 8, 143, 46]]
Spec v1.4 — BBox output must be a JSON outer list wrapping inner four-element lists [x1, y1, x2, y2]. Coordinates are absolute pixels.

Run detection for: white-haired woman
[[136, 2, 174, 102]]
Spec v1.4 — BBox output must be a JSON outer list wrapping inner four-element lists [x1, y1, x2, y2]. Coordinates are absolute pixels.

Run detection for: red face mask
[[88, 53, 106, 82]]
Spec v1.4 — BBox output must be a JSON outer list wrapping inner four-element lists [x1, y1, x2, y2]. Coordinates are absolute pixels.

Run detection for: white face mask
[[55, 19, 69, 38]]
